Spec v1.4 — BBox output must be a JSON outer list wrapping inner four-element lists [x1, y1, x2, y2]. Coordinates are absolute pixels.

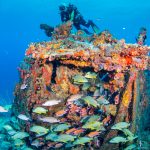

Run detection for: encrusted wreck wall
[[135, 71, 150, 148], [11, 23, 150, 149]]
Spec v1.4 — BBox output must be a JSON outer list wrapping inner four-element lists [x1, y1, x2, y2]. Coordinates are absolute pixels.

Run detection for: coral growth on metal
[[13, 22, 149, 149]]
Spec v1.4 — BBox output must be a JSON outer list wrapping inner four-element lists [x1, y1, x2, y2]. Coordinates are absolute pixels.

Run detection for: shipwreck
[[9, 21, 150, 149]]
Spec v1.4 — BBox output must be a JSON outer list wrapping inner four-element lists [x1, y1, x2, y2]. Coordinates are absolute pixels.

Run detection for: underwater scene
[[0, 0, 150, 149]]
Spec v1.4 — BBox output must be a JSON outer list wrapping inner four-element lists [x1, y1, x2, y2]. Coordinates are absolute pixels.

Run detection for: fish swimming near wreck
[[17, 114, 31, 121], [30, 126, 49, 135], [67, 94, 83, 102], [54, 124, 71, 132], [33, 107, 48, 114], [124, 144, 137, 150], [0, 106, 8, 112], [31, 139, 42, 148], [3, 124, 13, 131], [109, 136, 127, 143], [38, 117, 60, 123], [72, 74, 89, 84], [11, 131, 29, 140], [82, 121, 105, 131], [46, 132, 58, 141], [122, 128, 134, 137], [55, 134, 76, 143], [55, 109, 67, 117], [73, 137, 92, 145], [85, 72, 97, 79], [87, 131, 100, 138], [111, 122, 130, 130], [20, 83, 28, 90], [14, 139, 24, 147], [42, 100, 61, 106], [127, 135, 138, 142], [7, 130, 17, 136], [82, 96, 99, 107]]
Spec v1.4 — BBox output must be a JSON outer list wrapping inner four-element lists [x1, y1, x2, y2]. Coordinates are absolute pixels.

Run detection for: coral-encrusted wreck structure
[[12, 22, 150, 149]]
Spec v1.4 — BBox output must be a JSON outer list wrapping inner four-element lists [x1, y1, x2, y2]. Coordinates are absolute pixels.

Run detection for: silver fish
[[42, 100, 61, 106], [20, 83, 28, 90], [18, 114, 31, 121], [31, 139, 41, 148], [39, 117, 60, 123], [0, 106, 8, 112]]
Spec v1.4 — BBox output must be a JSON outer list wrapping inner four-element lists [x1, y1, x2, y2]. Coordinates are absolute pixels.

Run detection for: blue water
[[0, 0, 150, 102]]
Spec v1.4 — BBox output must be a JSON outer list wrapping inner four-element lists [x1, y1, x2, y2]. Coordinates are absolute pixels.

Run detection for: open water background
[[0, 0, 150, 103]]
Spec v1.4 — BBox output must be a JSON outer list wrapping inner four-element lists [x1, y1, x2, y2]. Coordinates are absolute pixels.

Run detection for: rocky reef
[[1, 21, 150, 150]]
